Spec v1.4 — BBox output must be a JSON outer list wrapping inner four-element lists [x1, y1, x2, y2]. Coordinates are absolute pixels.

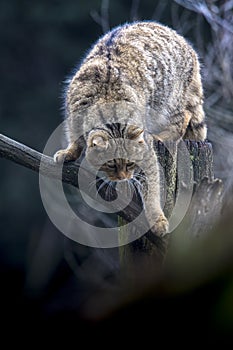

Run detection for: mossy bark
[[118, 140, 221, 266]]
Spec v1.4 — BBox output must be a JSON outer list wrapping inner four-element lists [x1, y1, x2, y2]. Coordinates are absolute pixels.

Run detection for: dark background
[[0, 0, 233, 342]]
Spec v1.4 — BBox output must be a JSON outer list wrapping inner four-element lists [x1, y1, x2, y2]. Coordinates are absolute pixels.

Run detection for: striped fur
[[54, 21, 207, 236]]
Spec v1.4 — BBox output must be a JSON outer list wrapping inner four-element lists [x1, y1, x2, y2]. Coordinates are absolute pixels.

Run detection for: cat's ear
[[87, 130, 109, 149], [92, 136, 108, 148], [127, 126, 144, 144]]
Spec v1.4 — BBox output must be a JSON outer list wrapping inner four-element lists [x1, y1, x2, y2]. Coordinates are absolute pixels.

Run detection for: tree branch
[[0, 133, 81, 186], [1, 133, 221, 259], [0, 133, 151, 234], [90, 0, 110, 34]]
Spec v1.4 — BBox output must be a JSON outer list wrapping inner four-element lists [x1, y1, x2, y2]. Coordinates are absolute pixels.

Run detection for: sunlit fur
[[54, 21, 207, 236]]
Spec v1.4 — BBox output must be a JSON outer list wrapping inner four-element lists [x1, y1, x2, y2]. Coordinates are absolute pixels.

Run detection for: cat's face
[[99, 158, 135, 181], [85, 125, 147, 181]]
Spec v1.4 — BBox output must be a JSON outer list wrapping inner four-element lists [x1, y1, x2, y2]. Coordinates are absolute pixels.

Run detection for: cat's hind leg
[[152, 110, 191, 142]]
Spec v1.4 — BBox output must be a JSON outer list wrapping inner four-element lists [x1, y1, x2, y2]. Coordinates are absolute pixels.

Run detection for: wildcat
[[54, 21, 207, 236]]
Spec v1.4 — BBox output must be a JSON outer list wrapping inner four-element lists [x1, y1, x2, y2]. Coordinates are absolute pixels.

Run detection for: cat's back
[[74, 22, 196, 102], [67, 21, 199, 123], [91, 21, 193, 60], [84, 21, 195, 78]]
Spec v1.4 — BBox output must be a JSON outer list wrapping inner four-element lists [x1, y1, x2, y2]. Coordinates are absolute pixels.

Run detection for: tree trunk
[[0, 134, 223, 267], [118, 140, 223, 266]]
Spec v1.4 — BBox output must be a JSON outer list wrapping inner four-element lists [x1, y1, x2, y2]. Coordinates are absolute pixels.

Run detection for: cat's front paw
[[151, 214, 169, 237], [54, 149, 76, 163]]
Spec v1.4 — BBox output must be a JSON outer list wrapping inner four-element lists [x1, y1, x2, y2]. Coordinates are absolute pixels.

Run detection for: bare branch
[[0, 132, 220, 255], [0, 133, 155, 236], [173, 0, 233, 32], [130, 0, 140, 21], [172, 0, 233, 104], [171, 1, 195, 35], [0, 133, 79, 185], [90, 0, 110, 33], [151, 0, 167, 21]]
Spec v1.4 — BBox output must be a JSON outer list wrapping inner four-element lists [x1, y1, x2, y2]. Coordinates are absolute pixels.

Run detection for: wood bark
[[0, 134, 223, 266], [118, 140, 223, 266]]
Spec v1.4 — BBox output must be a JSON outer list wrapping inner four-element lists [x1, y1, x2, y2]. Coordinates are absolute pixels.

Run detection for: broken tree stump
[[0, 133, 223, 267], [118, 140, 223, 266]]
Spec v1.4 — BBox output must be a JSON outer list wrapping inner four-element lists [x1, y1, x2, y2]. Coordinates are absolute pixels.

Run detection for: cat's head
[[85, 125, 147, 181]]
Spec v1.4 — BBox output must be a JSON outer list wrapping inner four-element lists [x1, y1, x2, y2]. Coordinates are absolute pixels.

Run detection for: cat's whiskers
[[106, 181, 116, 201], [96, 178, 111, 198], [134, 172, 146, 181], [127, 178, 137, 197], [95, 178, 120, 201], [88, 176, 106, 193], [133, 176, 147, 194], [88, 176, 103, 188], [132, 177, 142, 188]]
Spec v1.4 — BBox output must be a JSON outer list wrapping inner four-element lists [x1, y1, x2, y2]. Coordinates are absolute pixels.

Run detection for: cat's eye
[[126, 162, 135, 169], [107, 162, 116, 169]]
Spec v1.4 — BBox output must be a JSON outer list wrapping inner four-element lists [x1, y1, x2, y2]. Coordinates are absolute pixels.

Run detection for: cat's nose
[[117, 171, 126, 180]]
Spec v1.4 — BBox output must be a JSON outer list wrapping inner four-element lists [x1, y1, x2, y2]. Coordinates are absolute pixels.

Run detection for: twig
[[151, 0, 167, 20], [174, 0, 233, 32], [90, 0, 110, 33], [130, 0, 140, 21]]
